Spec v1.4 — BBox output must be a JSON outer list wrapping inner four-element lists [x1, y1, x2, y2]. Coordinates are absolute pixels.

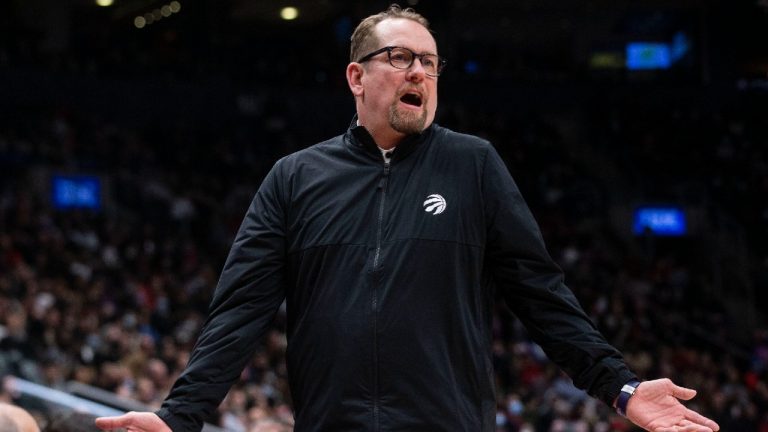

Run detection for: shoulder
[[431, 124, 493, 153], [273, 134, 345, 173], [429, 124, 495, 164], [256, 136, 346, 204]]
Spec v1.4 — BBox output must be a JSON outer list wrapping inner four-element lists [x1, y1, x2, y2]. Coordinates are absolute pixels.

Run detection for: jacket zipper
[[372, 159, 390, 432], [373, 161, 390, 269]]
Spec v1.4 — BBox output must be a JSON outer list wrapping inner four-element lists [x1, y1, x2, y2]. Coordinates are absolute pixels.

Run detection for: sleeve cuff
[[155, 407, 183, 432]]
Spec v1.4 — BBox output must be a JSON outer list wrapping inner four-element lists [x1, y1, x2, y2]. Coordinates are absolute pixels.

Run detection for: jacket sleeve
[[481, 146, 636, 407], [156, 161, 288, 431]]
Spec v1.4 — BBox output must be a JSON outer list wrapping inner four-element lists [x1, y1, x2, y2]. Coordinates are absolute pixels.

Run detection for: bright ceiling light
[[280, 6, 299, 20], [96, 0, 114, 6]]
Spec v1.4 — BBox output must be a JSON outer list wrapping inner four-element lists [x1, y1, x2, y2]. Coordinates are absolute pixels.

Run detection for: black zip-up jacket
[[156, 122, 637, 431]]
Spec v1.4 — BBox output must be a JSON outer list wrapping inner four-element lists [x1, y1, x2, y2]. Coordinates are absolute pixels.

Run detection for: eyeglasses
[[357, 46, 446, 77]]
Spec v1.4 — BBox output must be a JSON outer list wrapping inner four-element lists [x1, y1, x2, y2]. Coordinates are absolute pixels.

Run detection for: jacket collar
[[346, 114, 433, 162]]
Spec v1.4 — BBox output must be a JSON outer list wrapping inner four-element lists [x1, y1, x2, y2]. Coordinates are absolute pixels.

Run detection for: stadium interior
[[1, 0, 767, 430]]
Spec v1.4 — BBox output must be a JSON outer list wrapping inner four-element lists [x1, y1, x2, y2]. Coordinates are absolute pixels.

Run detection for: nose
[[406, 58, 427, 82]]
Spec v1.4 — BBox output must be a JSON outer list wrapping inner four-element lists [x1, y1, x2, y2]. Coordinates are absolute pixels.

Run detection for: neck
[[356, 120, 404, 150], [371, 129, 405, 150]]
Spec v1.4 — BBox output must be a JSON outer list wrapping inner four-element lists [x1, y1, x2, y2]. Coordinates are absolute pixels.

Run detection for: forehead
[[373, 18, 437, 54]]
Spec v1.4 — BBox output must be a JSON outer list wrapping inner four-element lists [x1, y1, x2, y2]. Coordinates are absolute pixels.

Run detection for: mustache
[[397, 85, 426, 96]]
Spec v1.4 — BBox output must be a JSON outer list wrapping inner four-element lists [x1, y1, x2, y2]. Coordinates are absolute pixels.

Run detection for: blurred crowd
[[1, 88, 767, 432]]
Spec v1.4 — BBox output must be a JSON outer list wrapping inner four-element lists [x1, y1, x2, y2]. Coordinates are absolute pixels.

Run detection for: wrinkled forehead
[[373, 18, 438, 55]]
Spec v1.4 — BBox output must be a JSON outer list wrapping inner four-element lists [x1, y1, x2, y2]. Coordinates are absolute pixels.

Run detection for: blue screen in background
[[52, 175, 101, 210], [633, 207, 686, 236], [626, 42, 672, 70]]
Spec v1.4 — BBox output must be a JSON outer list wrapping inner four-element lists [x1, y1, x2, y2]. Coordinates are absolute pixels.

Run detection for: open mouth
[[400, 92, 423, 107]]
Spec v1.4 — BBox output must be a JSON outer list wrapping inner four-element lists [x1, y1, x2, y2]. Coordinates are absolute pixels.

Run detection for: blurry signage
[[626, 43, 672, 70], [52, 175, 102, 210], [633, 206, 687, 236], [625, 31, 690, 71]]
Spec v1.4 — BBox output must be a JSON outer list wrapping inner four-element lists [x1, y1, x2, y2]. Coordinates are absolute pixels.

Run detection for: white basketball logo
[[423, 194, 447, 215]]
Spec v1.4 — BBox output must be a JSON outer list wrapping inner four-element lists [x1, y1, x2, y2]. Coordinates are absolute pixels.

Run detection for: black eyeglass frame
[[356, 46, 447, 77]]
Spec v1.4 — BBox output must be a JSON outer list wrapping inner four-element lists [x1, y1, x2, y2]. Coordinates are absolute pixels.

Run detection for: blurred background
[[1, 0, 767, 431]]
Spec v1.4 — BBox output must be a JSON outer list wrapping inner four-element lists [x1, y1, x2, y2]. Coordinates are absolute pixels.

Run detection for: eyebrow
[[395, 45, 439, 56]]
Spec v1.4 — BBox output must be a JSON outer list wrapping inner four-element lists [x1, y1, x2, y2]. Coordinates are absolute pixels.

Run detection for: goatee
[[388, 102, 427, 135]]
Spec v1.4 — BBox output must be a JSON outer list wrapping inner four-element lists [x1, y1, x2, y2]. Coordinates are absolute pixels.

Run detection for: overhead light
[[134, 2, 180, 29], [96, 0, 114, 6], [280, 6, 299, 21]]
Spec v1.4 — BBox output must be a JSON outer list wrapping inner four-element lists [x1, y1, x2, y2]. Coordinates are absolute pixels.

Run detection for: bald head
[[0, 411, 21, 432], [0, 404, 39, 432]]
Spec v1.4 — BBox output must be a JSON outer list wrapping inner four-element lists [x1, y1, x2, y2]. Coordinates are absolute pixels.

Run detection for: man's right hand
[[95, 411, 172, 432]]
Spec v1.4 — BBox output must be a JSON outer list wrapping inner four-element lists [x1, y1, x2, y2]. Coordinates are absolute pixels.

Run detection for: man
[[96, 5, 720, 432]]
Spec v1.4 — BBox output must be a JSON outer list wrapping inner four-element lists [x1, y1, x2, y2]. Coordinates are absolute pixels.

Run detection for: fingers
[[94, 414, 130, 430], [670, 383, 697, 401], [654, 418, 717, 432], [664, 380, 719, 431], [676, 419, 713, 432], [656, 420, 713, 432], [684, 409, 720, 431]]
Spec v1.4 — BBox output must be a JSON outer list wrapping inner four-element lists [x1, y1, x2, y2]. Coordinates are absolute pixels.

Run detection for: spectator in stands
[[0, 412, 19, 432], [0, 403, 39, 432], [249, 418, 292, 432]]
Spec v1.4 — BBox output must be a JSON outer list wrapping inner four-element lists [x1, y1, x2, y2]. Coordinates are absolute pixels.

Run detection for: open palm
[[627, 379, 720, 432]]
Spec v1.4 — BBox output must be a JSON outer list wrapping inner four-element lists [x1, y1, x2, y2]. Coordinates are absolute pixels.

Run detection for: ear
[[346, 63, 365, 97]]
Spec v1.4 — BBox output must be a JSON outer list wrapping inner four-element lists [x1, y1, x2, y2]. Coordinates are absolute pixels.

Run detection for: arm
[[481, 146, 635, 405], [481, 147, 719, 431], [96, 164, 290, 432], [156, 164, 289, 431]]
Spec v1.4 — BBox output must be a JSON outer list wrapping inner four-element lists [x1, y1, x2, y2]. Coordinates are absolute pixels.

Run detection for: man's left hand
[[626, 378, 720, 432]]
